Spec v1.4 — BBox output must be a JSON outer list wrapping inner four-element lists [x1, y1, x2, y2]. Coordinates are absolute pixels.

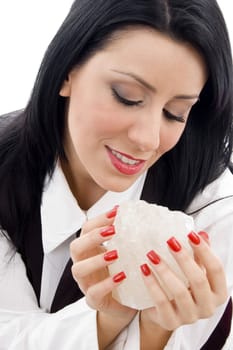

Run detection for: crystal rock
[[106, 200, 195, 310]]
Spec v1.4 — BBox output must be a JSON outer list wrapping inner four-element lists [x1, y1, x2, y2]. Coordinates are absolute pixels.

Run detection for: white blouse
[[0, 165, 233, 350]]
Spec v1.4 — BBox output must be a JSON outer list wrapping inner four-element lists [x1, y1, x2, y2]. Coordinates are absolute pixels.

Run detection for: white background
[[0, 2, 232, 347], [0, 0, 232, 115]]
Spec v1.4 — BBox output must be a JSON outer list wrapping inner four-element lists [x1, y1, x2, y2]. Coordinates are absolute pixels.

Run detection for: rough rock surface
[[106, 200, 195, 309]]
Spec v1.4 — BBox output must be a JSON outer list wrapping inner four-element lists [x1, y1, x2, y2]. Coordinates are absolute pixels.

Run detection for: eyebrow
[[111, 69, 199, 100]]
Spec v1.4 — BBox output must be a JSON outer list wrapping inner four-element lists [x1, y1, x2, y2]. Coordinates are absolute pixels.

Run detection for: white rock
[[106, 200, 195, 310]]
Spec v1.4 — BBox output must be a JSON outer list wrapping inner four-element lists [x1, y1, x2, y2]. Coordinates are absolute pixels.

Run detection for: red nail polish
[[198, 231, 209, 241], [147, 250, 161, 265], [167, 237, 182, 252], [188, 231, 201, 245], [104, 249, 118, 261], [113, 271, 126, 283], [106, 205, 119, 219], [100, 225, 115, 237], [140, 263, 151, 276]]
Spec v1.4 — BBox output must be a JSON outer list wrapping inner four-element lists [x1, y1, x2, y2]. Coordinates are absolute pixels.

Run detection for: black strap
[[21, 213, 84, 311], [50, 229, 84, 313], [50, 258, 84, 313]]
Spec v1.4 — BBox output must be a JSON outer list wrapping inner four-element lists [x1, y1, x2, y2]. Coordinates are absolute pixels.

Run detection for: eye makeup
[[163, 109, 186, 123], [111, 87, 143, 107]]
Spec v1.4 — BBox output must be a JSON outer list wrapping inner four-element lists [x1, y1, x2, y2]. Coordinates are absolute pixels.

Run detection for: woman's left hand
[[140, 231, 228, 331]]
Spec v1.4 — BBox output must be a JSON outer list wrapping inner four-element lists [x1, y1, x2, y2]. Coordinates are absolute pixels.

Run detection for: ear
[[59, 75, 71, 97]]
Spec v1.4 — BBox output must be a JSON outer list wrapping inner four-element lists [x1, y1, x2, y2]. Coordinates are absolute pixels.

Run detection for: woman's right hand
[[70, 206, 137, 348]]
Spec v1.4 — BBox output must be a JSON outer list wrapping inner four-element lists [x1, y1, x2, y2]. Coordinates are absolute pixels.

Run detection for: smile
[[106, 146, 146, 175], [111, 149, 141, 165]]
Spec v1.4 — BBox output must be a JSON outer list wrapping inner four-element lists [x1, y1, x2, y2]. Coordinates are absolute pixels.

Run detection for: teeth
[[111, 150, 140, 165]]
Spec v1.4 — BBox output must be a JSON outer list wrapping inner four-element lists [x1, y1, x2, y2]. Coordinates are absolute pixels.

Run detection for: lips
[[111, 149, 141, 165], [106, 146, 146, 175]]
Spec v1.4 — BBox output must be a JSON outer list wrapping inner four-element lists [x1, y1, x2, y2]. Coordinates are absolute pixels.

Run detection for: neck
[[60, 159, 106, 210]]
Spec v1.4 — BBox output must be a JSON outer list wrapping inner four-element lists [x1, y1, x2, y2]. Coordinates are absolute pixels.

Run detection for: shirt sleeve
[[0, 234, 99, 350]]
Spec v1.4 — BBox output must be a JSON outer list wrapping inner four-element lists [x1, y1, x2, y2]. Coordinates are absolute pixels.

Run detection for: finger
[[86, 271, 126, 312], [187, 232, 227, 303], [145, 251, 198, 321], [72, 249, 118, 281], [81, 205, 118, 235], [70, 225, 115, 262], [166, 236, 214, 314], [140, 263, 181, 330], [166, 235, 225, 317], [198, 231, 210, 245]]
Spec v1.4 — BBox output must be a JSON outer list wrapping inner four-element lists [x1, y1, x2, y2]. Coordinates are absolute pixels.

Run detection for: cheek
[[68, 100, 126, 145], [84, 102, 128, 137]]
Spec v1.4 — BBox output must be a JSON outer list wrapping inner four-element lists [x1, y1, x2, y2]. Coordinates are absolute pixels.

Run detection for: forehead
[[105, 26, 203, 63], [71, 27, 207, 98], [106, 27, 206, 80]]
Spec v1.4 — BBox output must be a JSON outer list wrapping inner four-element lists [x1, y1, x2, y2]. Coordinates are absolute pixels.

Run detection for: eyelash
[[112, 88, 186, 123], [111, 88, 143, 106], [163, 109, 186, 123]]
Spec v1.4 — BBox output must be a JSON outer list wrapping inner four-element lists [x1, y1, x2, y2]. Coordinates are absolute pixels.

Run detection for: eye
[[111, 88, 143, 106], [163, 109, 186, 123]]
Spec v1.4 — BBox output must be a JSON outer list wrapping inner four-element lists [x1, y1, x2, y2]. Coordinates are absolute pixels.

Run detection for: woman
[[0, 0, 232, 349]]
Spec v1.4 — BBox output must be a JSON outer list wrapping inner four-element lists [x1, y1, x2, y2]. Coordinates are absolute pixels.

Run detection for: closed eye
[[163, 109, 186, 123], [111, 88, 143, 106]]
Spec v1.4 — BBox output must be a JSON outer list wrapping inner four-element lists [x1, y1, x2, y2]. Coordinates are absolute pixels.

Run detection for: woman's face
[[60, 28, 207, 202]]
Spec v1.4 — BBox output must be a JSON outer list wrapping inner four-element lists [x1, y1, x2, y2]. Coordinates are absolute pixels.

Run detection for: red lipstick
[[106, 147, 146, 175]]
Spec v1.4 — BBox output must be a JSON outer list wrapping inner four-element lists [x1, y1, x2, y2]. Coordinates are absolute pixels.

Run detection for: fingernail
[[198, 231, 209, 241], [106, 205, 119, 219], [113, 271, 126, 283], [167, 237, 182, 252], [100, 225, 115, 237], [188, 231, 201, 245], [147, 250, 161, 265], [104, 249, 118, 261], [140, 263, 151, 276]]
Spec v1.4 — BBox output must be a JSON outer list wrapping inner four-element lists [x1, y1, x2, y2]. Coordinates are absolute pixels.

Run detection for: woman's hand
[[70, 206, 136, 348], [140, 231, 228, 332]]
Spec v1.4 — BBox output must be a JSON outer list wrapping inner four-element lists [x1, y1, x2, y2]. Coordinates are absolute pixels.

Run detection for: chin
[[101, 178, 137, 193]]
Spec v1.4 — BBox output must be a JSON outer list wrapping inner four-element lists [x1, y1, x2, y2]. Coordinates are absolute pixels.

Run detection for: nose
[[127, 111, 161, 152]]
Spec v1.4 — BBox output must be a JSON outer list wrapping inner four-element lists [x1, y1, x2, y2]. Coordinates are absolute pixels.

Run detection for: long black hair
[[0, 0, 232, 249]]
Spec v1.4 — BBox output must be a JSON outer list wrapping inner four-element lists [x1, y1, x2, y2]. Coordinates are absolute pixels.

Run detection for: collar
[[41, 164, 147, 253], [187, 168, 233, 214]]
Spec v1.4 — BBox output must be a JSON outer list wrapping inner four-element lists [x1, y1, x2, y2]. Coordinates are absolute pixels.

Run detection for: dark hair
[[0, 0, 233, 248]]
